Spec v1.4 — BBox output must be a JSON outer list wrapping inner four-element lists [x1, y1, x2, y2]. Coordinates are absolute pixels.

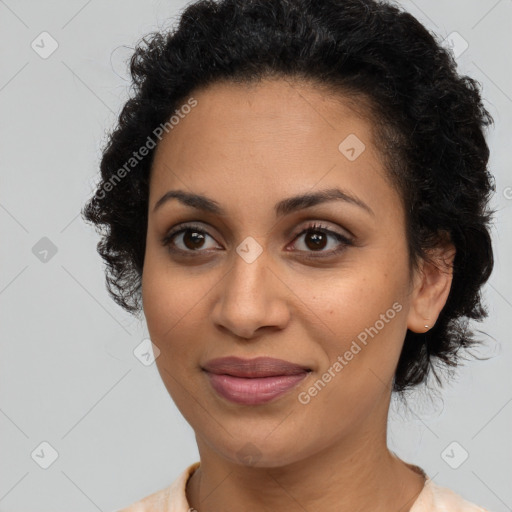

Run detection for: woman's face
[[142, 78, 436, 467]]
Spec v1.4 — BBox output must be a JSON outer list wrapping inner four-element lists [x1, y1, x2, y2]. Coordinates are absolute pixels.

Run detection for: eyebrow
[[153, 187, 375, 217]]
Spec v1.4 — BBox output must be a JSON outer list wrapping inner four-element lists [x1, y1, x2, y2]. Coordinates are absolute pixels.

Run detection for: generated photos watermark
[[95, 96, 198, 199], [298, 301, 403, 404]]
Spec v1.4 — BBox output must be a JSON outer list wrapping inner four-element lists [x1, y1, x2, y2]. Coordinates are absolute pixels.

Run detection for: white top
[[113, 462, 491, 512]]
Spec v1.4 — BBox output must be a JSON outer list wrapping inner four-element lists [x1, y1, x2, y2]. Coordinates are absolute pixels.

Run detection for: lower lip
[[205, 372, 309, 405]]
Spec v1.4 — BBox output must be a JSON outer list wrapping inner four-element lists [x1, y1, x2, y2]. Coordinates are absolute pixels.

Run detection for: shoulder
[[411, 478, 492, 512], [111, 462, 200, 512], [113, 485, 172, 512]]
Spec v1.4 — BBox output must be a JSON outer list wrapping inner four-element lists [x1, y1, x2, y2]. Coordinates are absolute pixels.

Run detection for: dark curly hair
[[82, 0, 496, 394]]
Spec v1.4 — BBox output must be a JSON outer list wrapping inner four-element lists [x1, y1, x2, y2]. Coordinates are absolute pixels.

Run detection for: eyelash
[[161, 222, 353, 259]]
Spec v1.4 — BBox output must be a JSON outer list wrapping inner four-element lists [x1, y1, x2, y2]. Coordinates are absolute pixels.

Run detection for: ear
[[406, 237, 456, 333]]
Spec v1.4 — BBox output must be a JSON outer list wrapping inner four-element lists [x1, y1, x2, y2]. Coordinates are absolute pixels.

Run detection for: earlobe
[[406, 242, 456, 333]]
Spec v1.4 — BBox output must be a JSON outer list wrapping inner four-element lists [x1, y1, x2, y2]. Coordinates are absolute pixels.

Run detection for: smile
[[202, 356, 311, 405]]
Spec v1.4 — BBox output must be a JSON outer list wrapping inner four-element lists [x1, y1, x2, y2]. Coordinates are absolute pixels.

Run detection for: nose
[[210, 247, 291, 340]]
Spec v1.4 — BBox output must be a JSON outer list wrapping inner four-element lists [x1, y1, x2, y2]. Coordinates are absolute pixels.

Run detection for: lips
[[202, 356, 310, 377], [202, 356, 311, 405]]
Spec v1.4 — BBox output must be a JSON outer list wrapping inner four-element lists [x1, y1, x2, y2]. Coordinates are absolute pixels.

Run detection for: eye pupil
[[184, 230, 205, 250], [305, 231, 327, 251], [164, 223, 349, 257]]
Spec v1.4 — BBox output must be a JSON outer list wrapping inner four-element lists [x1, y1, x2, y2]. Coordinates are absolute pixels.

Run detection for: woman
[[82, 0, 496, 510]]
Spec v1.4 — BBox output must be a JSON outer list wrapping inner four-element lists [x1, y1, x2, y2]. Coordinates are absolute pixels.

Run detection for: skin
[[141, 78, 455, 512]]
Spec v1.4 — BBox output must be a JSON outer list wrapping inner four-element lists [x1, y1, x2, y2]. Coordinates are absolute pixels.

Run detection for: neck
[[186, 414, 426, 512]]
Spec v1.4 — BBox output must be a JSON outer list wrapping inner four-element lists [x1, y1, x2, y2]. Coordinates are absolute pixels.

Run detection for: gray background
[[0, 0, 511, 511]]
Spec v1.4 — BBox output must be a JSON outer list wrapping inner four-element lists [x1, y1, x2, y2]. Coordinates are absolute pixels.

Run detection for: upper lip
[[202, 356, 311, 378]]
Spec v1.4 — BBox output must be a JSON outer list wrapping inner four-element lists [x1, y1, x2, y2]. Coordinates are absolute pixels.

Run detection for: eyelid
[[161, 220, 354, 256], [289, 221, 352, 242], [161, 222, 219, 248]]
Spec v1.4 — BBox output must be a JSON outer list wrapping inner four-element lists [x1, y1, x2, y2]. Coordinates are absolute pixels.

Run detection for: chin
[[207, 431, 312, 469]]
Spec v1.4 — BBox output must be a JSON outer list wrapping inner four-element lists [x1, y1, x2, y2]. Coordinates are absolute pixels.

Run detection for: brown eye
[[161, 221, 353, 259], [290, 222, 353, 257], [303, 231, 328, 251], [162, 224, 220, 253], [182, 230, 206, 250]]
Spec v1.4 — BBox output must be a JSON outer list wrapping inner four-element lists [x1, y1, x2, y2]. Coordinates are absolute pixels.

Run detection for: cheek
[[142, 249, 200, 336], [297, 277, 408, 436], [141, 254, 221, 373], [141, 259, 207, 414], [141, 266, 177, 342], [311, 252, 410, 378]]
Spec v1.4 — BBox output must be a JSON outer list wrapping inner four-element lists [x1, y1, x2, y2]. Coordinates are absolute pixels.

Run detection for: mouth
[[201, 356, 311, 405]]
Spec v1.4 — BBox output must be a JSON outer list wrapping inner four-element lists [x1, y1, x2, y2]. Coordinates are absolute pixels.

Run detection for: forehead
[[149, 78, 402, 224]]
